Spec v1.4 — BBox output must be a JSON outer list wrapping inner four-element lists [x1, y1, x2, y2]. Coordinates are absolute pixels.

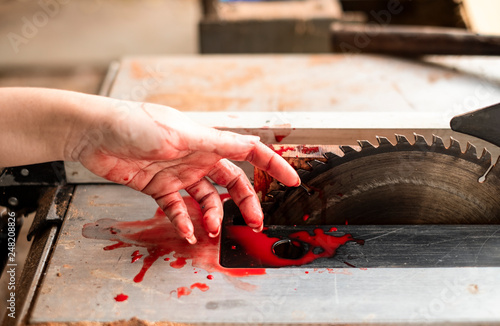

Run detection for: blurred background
[[0, 0, 498, 94]]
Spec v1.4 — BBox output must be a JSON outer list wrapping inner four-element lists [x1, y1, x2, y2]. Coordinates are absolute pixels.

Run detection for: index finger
[[245, 142, 301, 188]]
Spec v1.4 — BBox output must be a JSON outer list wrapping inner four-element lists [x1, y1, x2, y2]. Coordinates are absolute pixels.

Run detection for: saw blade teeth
[[340, 145, 358, 154], [307, 160, 326, 169], [395, 134, 411, 145], [479, 148, 492, 163], [376, 136, 393, 147], [431, 134, 445, 148], [357, 140, 376, 149], [323, 152, 340, 160], [296, 168, 310, 178], [448, 137, 462, 153], [464, 142, 478, 159], [413, 133, 429, 147]]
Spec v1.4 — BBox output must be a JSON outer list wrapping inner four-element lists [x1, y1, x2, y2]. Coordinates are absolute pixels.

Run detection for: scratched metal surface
[[31, 185, 500, 324], [108, 55, 500, 113]]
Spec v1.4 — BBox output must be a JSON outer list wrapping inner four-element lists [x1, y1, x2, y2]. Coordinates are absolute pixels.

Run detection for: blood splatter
[[207, 275, 214, 280], [225, 226, 361, 267], [176, 287, 191, 298], [328, 227, 338, 232], [82, 196, 266, 286], [190, 283, 209, 292], [170, 257, 187, 269], [302, 214, 310, 222], [114, 293, 128, 302], [273, 146, 295, 156], [131, 250, 143, 263], [301, 146, 319, 154]]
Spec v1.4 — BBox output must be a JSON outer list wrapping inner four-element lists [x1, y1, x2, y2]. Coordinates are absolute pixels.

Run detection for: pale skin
[[0, 88, 300, 244]]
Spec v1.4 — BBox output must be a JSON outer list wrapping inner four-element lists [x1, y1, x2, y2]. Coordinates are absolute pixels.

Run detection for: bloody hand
[[76, 101, 300, 244]]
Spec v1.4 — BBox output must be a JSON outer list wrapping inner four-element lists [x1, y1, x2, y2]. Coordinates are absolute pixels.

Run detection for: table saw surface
[[27, 54, 500, 324]]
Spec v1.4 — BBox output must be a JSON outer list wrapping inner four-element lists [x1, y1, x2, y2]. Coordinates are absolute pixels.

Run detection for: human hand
[[74, 99, 300, 244]]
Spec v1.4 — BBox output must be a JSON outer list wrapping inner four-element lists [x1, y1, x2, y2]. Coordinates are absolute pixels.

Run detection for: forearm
[[0, 87, 108, 167]]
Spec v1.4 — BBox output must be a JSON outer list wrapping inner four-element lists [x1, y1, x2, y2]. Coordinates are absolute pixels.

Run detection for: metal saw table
[[11, 55, 500, 325]]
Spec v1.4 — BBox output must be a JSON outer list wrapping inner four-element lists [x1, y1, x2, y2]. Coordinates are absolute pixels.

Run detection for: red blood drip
[[82, 195, 266, 285], [177, 287, 192, 298], [301, 146, 319, 154], [164, 258, 170, 261], [302, 214, 310, 222], [226, 226, 360, 267], [345, 220, 348, 225], [274, 135, 287, 143], [110, 228, 118, 235], [231, 245, 237, 250], [114, 293, 128, 302], [305, 271, 309, 274], [328, 227, 338, 232], [273, 146, 295, 156], [123, 177, 129, 181], [190, 283, 209, 292], [207, 275, 214, 280]]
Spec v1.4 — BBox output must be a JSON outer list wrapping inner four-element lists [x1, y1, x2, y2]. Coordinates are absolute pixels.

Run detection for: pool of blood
[[225, 226, 362, 267], [82, 196, 265, 284]]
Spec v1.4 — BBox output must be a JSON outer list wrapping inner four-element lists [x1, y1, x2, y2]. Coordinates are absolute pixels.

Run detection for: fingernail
[[294, 178, 301, 187], [208, 226, 221, 238], [185, 234, 197, 245], [252, 224, 263, 233]]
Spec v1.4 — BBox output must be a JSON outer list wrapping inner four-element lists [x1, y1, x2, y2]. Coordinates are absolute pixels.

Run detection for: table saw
[[3, 54, 500, 325]]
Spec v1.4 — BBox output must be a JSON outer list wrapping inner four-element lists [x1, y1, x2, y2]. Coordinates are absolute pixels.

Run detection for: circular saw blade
[[265, 134, 500, 225]]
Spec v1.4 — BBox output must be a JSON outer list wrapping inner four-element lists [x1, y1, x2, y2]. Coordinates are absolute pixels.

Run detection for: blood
[[301, 146, 319, 154], [226, 226, 361, 267], [302, 214, 310, 221], [274, 135, 287, 143], [114, 293, 128, 302], [337, 193, 343, 197], [176, 287, 191, 298], [131, 250, 143, 263], [273, 146, 295, 156], [190, 283, 209, 292], [82, 196, 266, 286], [170, 257, 187, 269], [207, 275, 214, 280], [328, 227, 338, 232]]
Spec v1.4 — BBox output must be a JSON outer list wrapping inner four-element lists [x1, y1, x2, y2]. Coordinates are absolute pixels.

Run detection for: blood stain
[[82, 196, 266, 286], [207, 275, 214, 280], [226, 226, 362, 267], [302, 214, 310, 222], [328, 227, 338, 232], [114, 293, 128, 302], [131, 250, 143, 263], [301, 146, 319, 154], [191, 283, 210, 292], [177, 287, 192, 298], [273, 146, 295, 156]]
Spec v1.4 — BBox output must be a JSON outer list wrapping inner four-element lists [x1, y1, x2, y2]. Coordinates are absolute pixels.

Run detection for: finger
[[245, 142, 300, 187], [187, 128, 300, 188], [208, 159, 263, 232], [155, 191, 197, 244], [185, 178, 223, 238], [186, 127, 261, 159]]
